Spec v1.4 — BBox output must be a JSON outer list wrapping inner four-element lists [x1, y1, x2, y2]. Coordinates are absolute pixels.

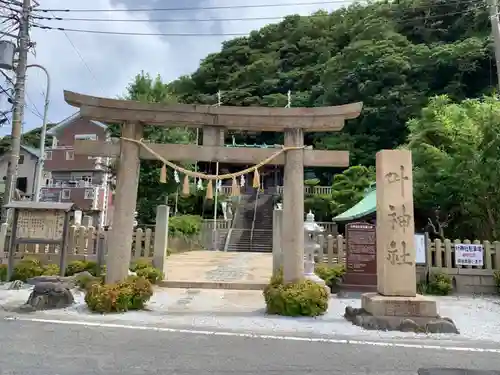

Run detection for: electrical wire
[[30, 6, 487, 37], [31, 0, 484, 22], [35, 1, 368, 13]]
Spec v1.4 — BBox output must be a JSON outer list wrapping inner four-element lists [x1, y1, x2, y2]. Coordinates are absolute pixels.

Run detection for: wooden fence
[[2, 221, 499, 277], [315, 234, 500, 275], [0, 224, 201, 266]]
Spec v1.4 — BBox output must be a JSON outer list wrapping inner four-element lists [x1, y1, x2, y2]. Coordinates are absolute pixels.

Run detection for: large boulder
[[20, 282, 74, 312]]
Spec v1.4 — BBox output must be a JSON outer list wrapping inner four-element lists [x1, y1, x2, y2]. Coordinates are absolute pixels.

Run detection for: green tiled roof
[[333, 186, 376, 222]]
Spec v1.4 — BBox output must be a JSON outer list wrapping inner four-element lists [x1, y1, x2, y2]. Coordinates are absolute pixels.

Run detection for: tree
[[408, 95, 500, 240], [168, 0, 493, 168], [304, 165, 374, 221], [112, 72, 195, 224]]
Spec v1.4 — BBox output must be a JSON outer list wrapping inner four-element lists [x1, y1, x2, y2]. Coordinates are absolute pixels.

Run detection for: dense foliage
[[9, 0, 499, 239], [408, 95, 500, 239], [168, 0, 493, 168]]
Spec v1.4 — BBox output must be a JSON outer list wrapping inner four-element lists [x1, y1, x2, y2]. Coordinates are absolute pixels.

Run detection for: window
[[45, 151, 52, 160], [62, 189, 70, 199], [65, 151, 74, 160], [84, 188, 95, 199], [18, 154, 24, 164]]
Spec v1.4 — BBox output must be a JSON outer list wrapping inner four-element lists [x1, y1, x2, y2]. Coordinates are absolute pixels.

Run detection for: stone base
[[344, 292, 459, 334]]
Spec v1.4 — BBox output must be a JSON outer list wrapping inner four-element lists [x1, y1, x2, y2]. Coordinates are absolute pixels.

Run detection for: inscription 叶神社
[[385, 165, 409, 198], [386, 240, 413, 266], [388, 204, 412, 232]]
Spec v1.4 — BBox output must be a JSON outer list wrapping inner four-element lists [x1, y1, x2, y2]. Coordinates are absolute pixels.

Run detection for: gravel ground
[[1, 283, 499, 344]]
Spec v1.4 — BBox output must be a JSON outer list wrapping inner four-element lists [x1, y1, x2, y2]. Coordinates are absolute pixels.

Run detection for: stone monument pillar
[[376, 150, 416, 296], [344, 150, 458, 333]]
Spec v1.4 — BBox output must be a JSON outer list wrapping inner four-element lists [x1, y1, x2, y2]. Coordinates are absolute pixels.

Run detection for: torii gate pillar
[[282, 129, 305, 283], [107, 122, 142, 283]]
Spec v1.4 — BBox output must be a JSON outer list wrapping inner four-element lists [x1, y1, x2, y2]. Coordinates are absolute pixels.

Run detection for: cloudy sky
[[1, 0, 354, 137]]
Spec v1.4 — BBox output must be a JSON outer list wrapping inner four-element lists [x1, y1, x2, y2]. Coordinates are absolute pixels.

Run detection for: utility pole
[[2, 0, 31, 221], [489, 0, 500, 91]]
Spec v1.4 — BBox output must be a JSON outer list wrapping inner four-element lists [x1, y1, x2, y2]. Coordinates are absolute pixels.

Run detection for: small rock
[[361, 316, 379, 330], [398, 319, 420, 332], [8, 280, 24, 290], [354, 315, 364, 326], [426, 319, 459, 334], [72, 271, 94, 279], [345, 306, 355, 318], [26, 275, 67, 285], [128, 270, 137, 276], [23, 282, 74, 311]]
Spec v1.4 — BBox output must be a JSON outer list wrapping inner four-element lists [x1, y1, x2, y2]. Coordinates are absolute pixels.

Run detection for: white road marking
[[5, 316, 500, 354]]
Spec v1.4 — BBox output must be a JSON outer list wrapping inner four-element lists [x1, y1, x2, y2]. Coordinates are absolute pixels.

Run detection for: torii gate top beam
[[64, 91, 363, 132]]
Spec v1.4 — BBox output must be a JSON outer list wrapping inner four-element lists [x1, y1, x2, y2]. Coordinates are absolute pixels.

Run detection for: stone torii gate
[[63, 90, 362, 284]]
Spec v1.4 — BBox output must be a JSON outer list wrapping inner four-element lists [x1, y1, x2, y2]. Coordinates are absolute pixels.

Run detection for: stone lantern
[[133, 211, 138, 228], [303, 210, 328, 288]]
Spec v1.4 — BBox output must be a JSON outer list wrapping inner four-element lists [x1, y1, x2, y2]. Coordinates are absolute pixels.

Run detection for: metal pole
[[212, 90, 222, 250], [212, 161, 219, 250], [2, 0, 31, 222], [28, 64, 50, 202], [489, 0, 500, 90]]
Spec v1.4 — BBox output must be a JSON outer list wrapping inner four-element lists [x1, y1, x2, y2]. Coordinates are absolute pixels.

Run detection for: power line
[[31, 24, 249, 36], [31, 2, 485, 24], [44, 10, 104, 94], [30, 7, 487, 37], [35, 1, 363, 13]]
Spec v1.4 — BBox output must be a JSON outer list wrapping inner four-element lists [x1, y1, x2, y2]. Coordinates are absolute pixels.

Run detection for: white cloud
[[5, 0, 353, 137]]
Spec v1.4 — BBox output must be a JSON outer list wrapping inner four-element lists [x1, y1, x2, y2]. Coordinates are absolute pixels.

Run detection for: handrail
[[250, 188, 259, 249], [223, 195, 241, 251]]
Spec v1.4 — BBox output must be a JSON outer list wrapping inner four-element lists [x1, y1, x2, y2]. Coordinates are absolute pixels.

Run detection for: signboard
[[344, 222, 377, 289], [75, 134, 97, 140], [414, 233, 426, 264], [16, 210, 65, 241], [454, 243, 484, 266]]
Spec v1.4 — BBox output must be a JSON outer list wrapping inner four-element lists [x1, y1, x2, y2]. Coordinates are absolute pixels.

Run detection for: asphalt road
[[1, 318, 499, 375]]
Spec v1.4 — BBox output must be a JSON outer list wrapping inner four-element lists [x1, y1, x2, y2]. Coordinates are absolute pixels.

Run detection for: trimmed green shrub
[[493, 270, 500, 294], [41, 264, 60, 276], [11, 257, 44, 282], [75, 272, 102, 290], [84, 276, 153, 313], [0, 264, 6, 281], [418, 272, 453, 296], [263, 269, 329, 317], [65, 260, 99, 276], [169, 215, 202, 236], [314, 264, 345, 292], [136, 266, 163, 284], [130, 258, 152, 272]]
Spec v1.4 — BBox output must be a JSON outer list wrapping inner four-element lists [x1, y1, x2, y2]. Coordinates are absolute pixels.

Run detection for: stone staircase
[[225, 191, 274, 252]]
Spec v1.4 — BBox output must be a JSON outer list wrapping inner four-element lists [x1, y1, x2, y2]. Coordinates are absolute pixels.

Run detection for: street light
[[0, 42, 51, 202], [26, 64, 50, 202]]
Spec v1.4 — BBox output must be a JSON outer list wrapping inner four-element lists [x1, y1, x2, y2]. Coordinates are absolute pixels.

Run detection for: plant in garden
[[493, 270, 500, 294], [263, 269, 329, 317], [85, 275, 153, 313], [417, 272, 453, 296], [314, 264, 345, 292]]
